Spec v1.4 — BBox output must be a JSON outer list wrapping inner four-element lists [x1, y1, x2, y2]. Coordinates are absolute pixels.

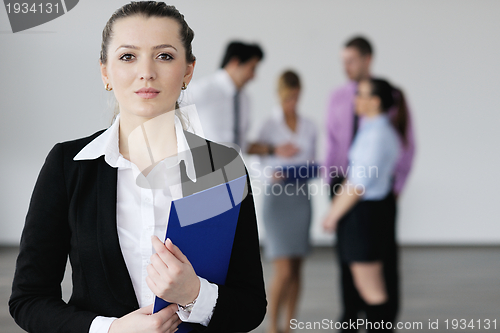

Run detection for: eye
[[158, 53, 173, 61], [119, 53, 135, 62]]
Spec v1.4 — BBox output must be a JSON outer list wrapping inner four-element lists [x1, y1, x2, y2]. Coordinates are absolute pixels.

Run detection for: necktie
[[233, 91, 240, 147]]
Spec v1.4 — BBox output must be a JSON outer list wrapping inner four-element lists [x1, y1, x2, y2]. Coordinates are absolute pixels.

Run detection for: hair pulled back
[[100, 1, 195, 126], [278, 70, 301, 92], [368, 78, 409, 145], [100, 1, 195, 65]]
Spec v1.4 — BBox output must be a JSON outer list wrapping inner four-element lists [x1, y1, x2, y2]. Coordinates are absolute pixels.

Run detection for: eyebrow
[[115, 44, 178, 52]]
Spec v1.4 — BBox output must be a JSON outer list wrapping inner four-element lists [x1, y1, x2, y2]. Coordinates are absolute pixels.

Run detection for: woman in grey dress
[[257, 70, 317, 333]]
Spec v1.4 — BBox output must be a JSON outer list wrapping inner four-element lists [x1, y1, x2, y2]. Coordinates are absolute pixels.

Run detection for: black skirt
[[337, 192, 397, 263]]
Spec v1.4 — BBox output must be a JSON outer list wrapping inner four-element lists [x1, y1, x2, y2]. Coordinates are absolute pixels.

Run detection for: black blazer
[[9, 130, 267, 333]]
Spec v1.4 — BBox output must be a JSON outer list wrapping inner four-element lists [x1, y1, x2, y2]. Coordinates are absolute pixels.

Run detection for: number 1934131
[[6, 2, 60, 14], [444, 319, 496, 330]]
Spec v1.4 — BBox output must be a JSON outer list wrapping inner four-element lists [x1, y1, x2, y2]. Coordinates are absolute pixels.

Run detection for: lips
[[135, 87, 160, 99]]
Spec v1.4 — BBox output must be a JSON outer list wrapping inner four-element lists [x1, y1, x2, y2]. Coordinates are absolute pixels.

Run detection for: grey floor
[[1, 246, 499, 333]]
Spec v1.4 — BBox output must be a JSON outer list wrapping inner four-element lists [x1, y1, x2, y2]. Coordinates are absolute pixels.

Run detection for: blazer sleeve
[[194, 168, 267, 333], [9, 143, 98, 333]]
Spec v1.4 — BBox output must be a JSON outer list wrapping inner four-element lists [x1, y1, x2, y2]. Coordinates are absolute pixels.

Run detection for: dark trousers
[[330, 179, 399, 331]]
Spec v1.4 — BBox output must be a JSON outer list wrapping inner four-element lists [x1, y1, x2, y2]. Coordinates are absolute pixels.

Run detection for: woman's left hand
[[147, 236, 200, 306]]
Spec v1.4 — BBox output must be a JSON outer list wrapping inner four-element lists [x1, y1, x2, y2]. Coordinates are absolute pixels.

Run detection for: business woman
[[323, 78, 404, 332], [256, 70, 316, 333], [9, 2, 266, 333]]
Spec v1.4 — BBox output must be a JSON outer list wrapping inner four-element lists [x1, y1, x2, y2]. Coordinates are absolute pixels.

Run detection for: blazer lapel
[[96, 158, 139, 309], [181, 131, 245, 197], [181, 131, 215, 197]]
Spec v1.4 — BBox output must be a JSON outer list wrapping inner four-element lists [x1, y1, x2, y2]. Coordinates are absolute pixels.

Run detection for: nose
[[139, 58, 157, 81]]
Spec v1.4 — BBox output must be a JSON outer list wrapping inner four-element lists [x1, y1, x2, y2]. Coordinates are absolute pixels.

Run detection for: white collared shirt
[[188, 69, 251, 152], [258, 106, 317, 168], [74, 114, 218, 333]]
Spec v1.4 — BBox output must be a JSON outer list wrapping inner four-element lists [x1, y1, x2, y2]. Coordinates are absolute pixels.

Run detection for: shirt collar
[[215, 68, 239, 96], [272, 105, 302, 125], [360, 113, 390, 129], [73, 113, 197, 182]]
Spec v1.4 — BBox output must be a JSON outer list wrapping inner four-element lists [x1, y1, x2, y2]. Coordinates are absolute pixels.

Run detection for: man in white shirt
[[188, 41, 263, 154]]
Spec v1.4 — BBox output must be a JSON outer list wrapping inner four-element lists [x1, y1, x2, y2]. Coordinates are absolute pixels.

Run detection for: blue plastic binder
[[152, 175, 248, 333], [281, 164, 319, 183]]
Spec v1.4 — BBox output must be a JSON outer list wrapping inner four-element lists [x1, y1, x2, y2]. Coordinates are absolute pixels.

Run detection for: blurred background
[[1, 1, 499, 332]]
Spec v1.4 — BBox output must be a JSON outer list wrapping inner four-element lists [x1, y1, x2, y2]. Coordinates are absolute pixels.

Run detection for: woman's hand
[[147, 236, 200, 306], [108, 303, 181, 333], [271, 170, 287, 183], [275, 142, 299, 158], [322, 212, 339, 233]]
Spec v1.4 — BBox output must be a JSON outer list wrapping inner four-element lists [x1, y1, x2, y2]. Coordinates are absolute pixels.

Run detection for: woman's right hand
[[275, 142, 299, 158], [108, 303, 181, 333], [322, 212, 339, 233]]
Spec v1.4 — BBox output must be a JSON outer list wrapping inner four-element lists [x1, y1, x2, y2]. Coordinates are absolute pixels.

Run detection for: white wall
[[1, 0, 499, 245]]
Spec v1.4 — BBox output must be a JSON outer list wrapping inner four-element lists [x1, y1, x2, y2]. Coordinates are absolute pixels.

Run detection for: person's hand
[[271, 170, 287, 183], [108, 303, 181, 333], [322, 213, 339, 233], [274, 143, 299, 158], [147, 236, 200, 306]]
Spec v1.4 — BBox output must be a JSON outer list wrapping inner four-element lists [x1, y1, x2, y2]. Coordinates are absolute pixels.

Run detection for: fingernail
[[167, 238, 172, 244]]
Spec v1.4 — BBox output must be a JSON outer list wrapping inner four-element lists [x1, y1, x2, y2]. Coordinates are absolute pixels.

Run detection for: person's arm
[[323, 92, 339, 181], [247, 142, 298, 157], [322, 180, 361, 232], [247, 142, 273, 155], [175, 277, 218, 326], [246, 119, 298, 158], [9, 143, 99, 333], [147, 236, 219, 327], [10, 143, 183, 333], [323, 129, 386, 232], [89, 317, 117, 333], [108, 304, 181, 333], [392, 97, 416, 196], [312, 123, 317, 161], [157, 169, 267, 333], [144, 166, 266, 332]]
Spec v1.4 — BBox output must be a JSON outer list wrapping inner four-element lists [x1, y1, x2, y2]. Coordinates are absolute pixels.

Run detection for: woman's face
[[100, 15, 194, 121], [355, 80, 378, 116], [279, 87, 300, 116]]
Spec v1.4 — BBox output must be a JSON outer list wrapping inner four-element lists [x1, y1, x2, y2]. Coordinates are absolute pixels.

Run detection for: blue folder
[[152, 174, 248, 333], [280, 164, 319, 183]]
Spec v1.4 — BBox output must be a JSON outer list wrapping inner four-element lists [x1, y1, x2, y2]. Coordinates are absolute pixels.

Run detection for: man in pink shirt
[[324, 36, 416, 331]]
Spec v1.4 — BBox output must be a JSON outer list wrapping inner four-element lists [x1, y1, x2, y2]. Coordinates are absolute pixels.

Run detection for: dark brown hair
[[100, 1, 196, 65], [345, 36, 373, 57], [101, 2, 195, 126], [220, 41, 264, 68], [278, 70, 301, 92], [368, 78, 408, 146]]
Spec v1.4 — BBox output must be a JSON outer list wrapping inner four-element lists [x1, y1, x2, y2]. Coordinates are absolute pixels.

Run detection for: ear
[[99, 60, 109, 86], [364, 54, 373, 67], [183, 60, 196, 85], [227, 57, 241, 68], [371, 95, 382, 110]]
